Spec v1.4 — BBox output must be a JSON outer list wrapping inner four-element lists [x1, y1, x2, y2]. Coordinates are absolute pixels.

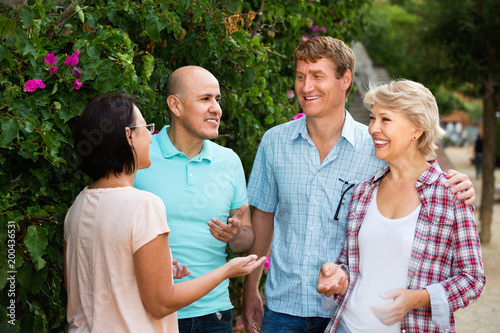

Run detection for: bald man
[[135, 66, 254, 332]]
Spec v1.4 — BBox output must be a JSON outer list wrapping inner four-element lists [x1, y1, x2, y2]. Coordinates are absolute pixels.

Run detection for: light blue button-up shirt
[[247, 112, 386, 317]]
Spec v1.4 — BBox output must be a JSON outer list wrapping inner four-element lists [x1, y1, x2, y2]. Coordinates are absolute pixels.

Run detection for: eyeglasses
[[334, 178, 355, 221], [127, 123, 155, 134]]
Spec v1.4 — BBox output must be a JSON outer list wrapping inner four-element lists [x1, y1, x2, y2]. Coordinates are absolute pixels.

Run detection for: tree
[[0, 0, 371, 331], [416, 0, 500, 243]]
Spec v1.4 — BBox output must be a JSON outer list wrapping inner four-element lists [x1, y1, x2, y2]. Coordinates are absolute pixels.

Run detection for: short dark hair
[[74, 92, 137, 180]]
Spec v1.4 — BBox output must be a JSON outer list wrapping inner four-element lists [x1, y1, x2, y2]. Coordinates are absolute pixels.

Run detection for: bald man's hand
[[207, 203, 254, 253]]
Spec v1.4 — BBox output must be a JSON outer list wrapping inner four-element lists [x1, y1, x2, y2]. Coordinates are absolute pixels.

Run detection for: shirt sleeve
[[425, 283, 450, 329], [440, 197, 485, 313], [230, 152, 249, 210], [247, 131, 278, 213], [321, 294, 338, 311], [130, 195, 170, 254]]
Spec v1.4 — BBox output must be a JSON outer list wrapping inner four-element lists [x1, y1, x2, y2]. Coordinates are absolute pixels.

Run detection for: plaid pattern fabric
[[247, 112, 385, 317], [326, 161, 485, 333]]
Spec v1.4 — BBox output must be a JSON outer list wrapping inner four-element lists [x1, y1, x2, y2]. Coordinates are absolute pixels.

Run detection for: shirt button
[[401, 330, 406, 333], [305, 278, 309, 283], [307, 252, 311, 256], [188, 173, 192, 176], [316, 173, 320, 176], [309, 227, 314, 231], [313, 199, 317, 204]]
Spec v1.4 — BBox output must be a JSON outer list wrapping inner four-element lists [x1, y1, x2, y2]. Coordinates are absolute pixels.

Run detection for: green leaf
[[24, 226, 49, 262], [0, 117, 20, 147], [19, 139, 40, 160], [142, 53, 155, 82], [94, 60, 121, 92], [18, 261, 48, 294], [34, 257, 46, 271], [20, 6, 34, 28], [23, 116, 36, 132], [0, 43, 5, 62], [145, 13, 168, 42], [244, 68, 256, 86], [193, 4, 204, 22], [74, 5, 85, 23], [57, 106, 74, 123], [87, 12, 101, 28], [14, 29, 35, 55], [0, 16, 13, 39], [35, 0, 45, 21]]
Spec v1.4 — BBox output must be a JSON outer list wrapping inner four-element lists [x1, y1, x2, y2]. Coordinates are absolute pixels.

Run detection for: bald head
[[165, 66, 222, 144], [166, 66, 218, 102]]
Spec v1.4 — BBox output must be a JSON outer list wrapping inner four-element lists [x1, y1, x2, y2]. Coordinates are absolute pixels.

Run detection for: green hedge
[[0, 0, 371, 331]]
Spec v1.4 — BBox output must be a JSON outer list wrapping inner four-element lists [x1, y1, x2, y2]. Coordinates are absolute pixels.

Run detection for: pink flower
[[339, 21, 344, 26], [320, 26, 327, 33], [24, 79, 46, 92], [301, 35, 309, 42], [331, 8, 335, 14], [307, 18, 313, 24], [264, 255, 271, 270], [286, 90, 295, 99], [73, 79, 83, 90], [72, 67, 82, 79], [310, 25, 319, 32], [49, 66, 58, 75], [292, 113, 305, 121], [152, 129, 160, 135], [65, 49, 80, 66], [293, 113, 306, 120], [45, 52, 57, 65]]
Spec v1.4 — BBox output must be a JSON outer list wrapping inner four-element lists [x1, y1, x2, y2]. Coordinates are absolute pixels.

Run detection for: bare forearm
[[157, 265, 229, 316], [412, 289, 431, 309], [229, 226, 255, 253], [244, 209, 274, 292]]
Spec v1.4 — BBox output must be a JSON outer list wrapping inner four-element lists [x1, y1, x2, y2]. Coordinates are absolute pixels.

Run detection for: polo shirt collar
[[156, 125, 213, 162], [290, 110, 358, 148]]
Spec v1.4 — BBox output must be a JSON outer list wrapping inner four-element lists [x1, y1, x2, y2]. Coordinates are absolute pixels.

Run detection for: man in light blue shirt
[[135, 66, 255, 333], [241, 37, 475, 333]]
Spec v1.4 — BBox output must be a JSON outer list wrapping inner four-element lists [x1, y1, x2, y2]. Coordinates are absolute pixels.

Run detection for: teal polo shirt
[[134, 125, 248, 319]]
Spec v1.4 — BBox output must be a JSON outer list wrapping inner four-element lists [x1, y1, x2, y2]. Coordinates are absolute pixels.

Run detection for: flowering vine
[[301, 5, 346, 42], [24, 49, 84, 92]]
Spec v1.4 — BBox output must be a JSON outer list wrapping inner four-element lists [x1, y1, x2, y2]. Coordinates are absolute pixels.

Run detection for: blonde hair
[[363, 79, 446, 160], [294, 36, 355, 97]]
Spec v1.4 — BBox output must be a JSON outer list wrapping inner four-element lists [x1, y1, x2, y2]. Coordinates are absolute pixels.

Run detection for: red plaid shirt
[[325, 161, 485, 333]]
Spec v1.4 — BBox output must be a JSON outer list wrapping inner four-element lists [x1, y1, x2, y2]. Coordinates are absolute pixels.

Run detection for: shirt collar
[[341, 111, 358, 148], [372, 160, 442, 185], [156, 125, 213, 162], [289, 110, 358, 148], [416, 160, 442, 186]]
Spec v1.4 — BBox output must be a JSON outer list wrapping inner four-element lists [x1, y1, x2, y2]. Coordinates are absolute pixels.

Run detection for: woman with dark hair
[[64, 92, 265, 332]]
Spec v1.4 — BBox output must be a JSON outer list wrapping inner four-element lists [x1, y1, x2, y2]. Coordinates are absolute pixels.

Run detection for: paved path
[[444, 146, 500, 333]]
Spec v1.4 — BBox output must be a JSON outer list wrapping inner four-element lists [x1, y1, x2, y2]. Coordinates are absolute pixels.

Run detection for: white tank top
[[342, 188, 420, 333]]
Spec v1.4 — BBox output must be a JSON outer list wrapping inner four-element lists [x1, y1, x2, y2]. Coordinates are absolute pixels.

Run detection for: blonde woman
[[317, 80, 485, 333]]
